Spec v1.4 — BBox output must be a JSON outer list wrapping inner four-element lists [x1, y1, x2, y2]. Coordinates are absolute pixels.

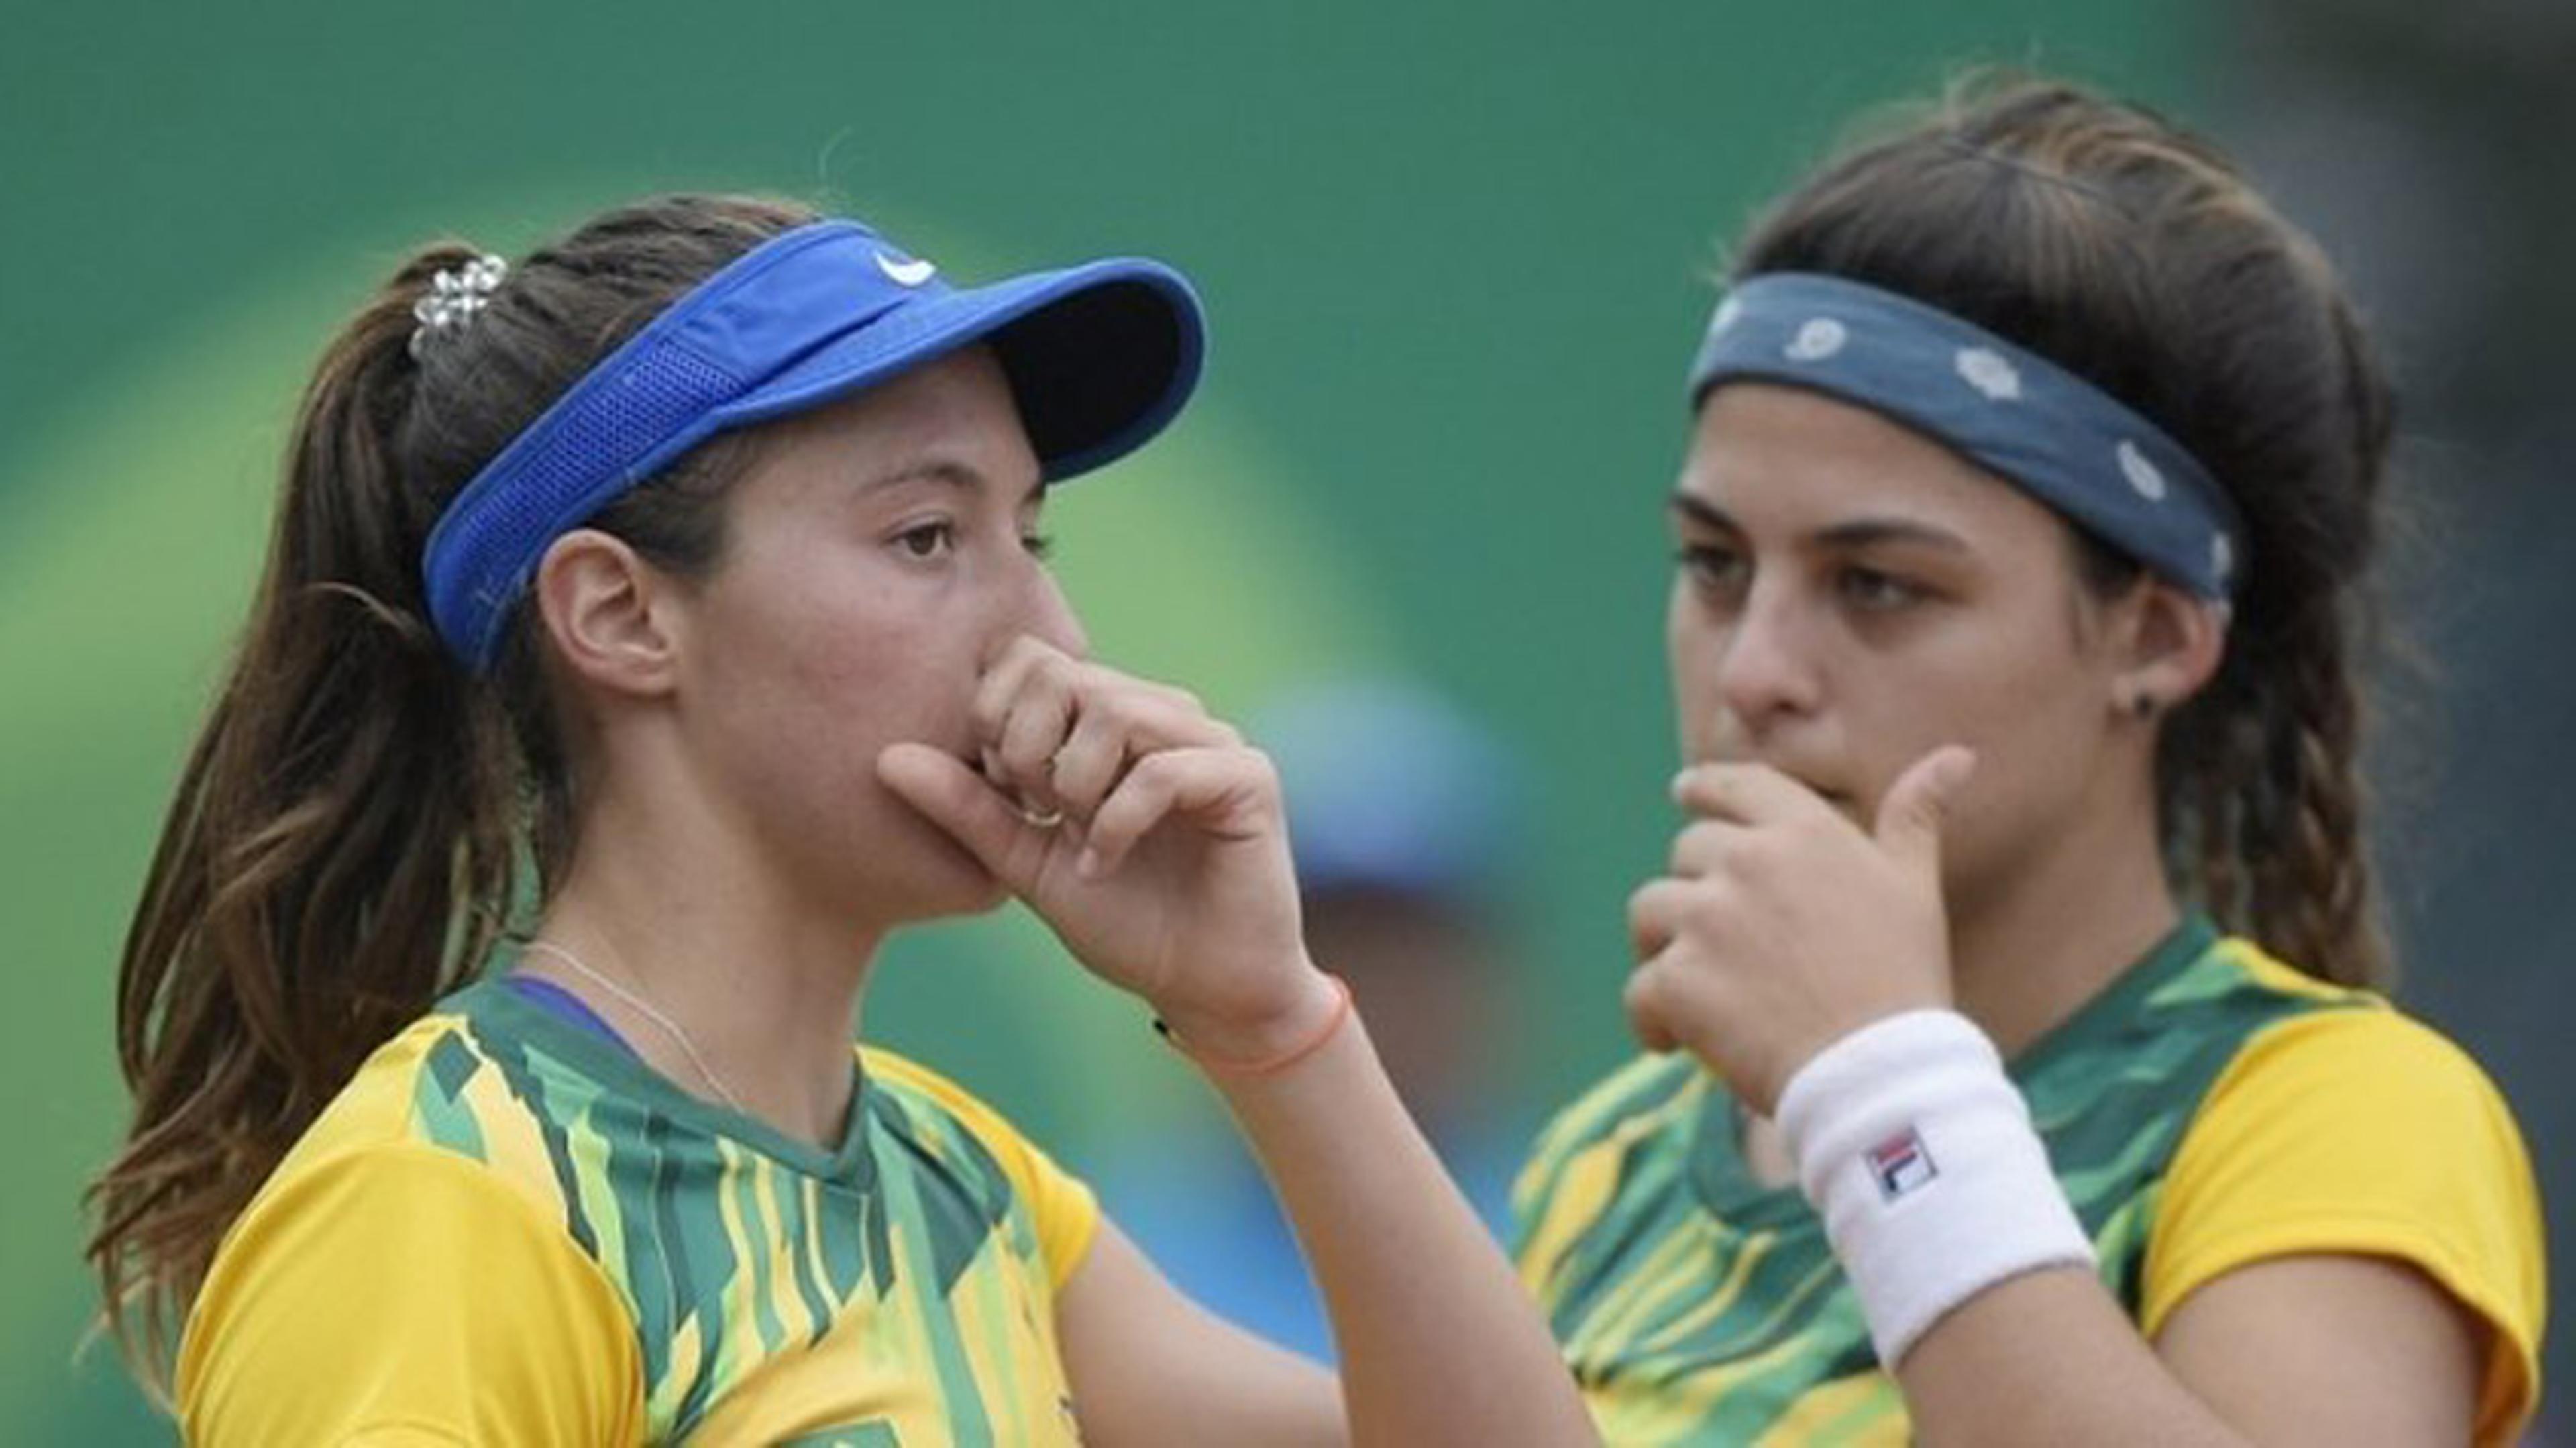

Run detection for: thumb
[[877, 742, 1052, 892], [1873, 745, 1976, 877]]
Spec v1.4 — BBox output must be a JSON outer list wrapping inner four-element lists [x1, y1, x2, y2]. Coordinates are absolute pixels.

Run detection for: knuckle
[[1101, 690, 1160, 735], [1622, 962, 1667, 1015], [1235, 745, 1278, 788], [1071, 659, 1147, 703], [1047, 747, 1094, 792], [1028, 652, 1081, 699], [999, 726, 1055, 771], [1128, 750, 1181, 791]]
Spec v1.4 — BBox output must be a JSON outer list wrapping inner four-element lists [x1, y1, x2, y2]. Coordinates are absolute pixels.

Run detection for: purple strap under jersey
[[502, 974, 636, 1055]]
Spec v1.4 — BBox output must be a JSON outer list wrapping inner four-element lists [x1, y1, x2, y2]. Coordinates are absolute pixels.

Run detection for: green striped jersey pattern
[[1511, 915, 2353, 1445], [407, 978, 1051, 1445]]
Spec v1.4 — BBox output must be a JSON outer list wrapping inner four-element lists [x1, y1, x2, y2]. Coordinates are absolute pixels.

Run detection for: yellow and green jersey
[[178, 976, 1097, 1445], [1513, 915, 2545, 1446]]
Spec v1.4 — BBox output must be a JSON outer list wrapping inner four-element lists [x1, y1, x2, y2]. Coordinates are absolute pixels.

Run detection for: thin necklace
[[520, 939, 747, 1113]]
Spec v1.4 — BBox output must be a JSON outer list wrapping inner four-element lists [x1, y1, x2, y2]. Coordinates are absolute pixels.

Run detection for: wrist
[[1741, 992, 1953, 1117], [1154, 966, 1349, 1074], [1775, 1009, 2094, 1366]]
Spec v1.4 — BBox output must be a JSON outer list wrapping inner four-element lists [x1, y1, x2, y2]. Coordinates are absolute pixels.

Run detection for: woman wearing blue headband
[[1516, 79, 2544, 1443], [89, 194, 1596, 1445]]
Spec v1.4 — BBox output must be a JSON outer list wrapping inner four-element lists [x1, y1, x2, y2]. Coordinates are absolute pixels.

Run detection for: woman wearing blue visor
[[91, 195, 1597, 1445], [1515, 80, 2545, 1443]]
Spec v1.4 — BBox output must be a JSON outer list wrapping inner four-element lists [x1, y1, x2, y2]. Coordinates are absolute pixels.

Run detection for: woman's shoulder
[[279, 1008, 502, 1159], [2144, 963, 2545, 1440], [2160, 934, 2531, 1214], [2188, 935, 2508, 1115], [2178, 980, 2529, 1184], [246, 1002, 568, 1237], [186, 1010, 628, 1380], [179, 1093, 641, 1442]]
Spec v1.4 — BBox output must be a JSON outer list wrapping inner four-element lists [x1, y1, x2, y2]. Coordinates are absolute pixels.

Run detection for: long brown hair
[[1729, 76, 2396, 987], [85, 193, 814, 1395]]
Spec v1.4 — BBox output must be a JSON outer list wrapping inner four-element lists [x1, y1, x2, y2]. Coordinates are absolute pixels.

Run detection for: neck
[[528, 775, 890, 1149], [1946, 784, 2181, 1059]]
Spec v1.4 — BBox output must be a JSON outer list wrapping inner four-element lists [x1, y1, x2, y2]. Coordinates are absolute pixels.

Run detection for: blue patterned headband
[[1688, 273, 2244, 599]]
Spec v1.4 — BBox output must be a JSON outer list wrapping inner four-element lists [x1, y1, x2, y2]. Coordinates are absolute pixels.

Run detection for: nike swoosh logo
[[875, 252, 937, 287]]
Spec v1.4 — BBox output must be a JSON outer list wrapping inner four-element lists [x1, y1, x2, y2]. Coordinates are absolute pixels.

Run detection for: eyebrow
[[862, 458, 1045, 507], [1666, 491, 1970, 553]]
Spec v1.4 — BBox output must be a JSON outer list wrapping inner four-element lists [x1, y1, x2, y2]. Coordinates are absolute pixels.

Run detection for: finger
[[1622, 958, 1682, 1054], [1081, 747, 1275, 876], [1058, 682, 1252, 804], [1626, 876, 1697, 962], [993, 660, 1079, 801], [1872, 745, 1977, 878], [1666, 819, 1753, 880], [877, 742, 1057, 892], [971, 634, 1073, 745], [1670, 762, 1825, 825], [1134, 678, 1232, 741], [1049, 705, 1136, 818], [1124, 684, 1242, 749], [1064, 674, 1242, 754]]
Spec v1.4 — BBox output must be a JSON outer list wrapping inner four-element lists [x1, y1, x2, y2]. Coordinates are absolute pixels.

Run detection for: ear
[[531, 529, 682, 699], [2106, 578, 2229, 722]]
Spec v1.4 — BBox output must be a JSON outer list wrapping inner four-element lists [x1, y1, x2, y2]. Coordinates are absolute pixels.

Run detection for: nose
[[1709, 580, 1823, 735]]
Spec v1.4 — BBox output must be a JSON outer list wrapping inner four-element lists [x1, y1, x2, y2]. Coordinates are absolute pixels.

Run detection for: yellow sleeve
[[2142, 1006, 2546, 1445], [860, 1048, 1102, 1290], [176, 1143, 645, 1447]]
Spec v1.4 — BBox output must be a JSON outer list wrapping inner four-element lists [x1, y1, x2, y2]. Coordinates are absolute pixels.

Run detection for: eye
[[1839, 566, 1927, 611], [1022, 531, 1056, 561], [895, 520, 956, 559], [1674, 541, 1748, 595]]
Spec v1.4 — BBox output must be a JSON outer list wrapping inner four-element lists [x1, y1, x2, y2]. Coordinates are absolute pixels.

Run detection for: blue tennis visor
[[423, 218, 1207, 670]]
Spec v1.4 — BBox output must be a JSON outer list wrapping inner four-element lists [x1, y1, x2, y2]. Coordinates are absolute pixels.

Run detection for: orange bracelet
[[1154, 974, 1355, 1078]]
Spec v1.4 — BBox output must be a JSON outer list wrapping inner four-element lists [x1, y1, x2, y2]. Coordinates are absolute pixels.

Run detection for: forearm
[[1207, 1012, 1597, 1448], [1894, 1268, 2244, 1448]]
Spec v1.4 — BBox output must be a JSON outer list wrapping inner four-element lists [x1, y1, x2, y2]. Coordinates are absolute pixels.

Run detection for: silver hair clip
[[408, 254, 508, 359]]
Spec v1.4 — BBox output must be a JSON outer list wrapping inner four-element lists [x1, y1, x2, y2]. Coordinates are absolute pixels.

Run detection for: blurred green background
[[9, 0, 2569, 1439]]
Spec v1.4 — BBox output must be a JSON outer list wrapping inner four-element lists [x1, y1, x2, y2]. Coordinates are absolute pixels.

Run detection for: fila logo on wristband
[[1866, 1127, 1939, 1201]]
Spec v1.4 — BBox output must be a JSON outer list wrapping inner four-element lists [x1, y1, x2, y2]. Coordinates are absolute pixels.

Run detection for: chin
[[909, 870, 1014, 922], [870, 825, 1014, 923]]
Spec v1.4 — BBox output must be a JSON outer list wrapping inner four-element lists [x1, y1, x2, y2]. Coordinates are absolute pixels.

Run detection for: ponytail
[[85, 246, 519, 1393], [2174, 259, 2398, 988]]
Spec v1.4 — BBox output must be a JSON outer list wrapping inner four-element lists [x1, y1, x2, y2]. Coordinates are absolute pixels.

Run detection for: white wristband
[[1774, 1009, 2095, 1366]]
